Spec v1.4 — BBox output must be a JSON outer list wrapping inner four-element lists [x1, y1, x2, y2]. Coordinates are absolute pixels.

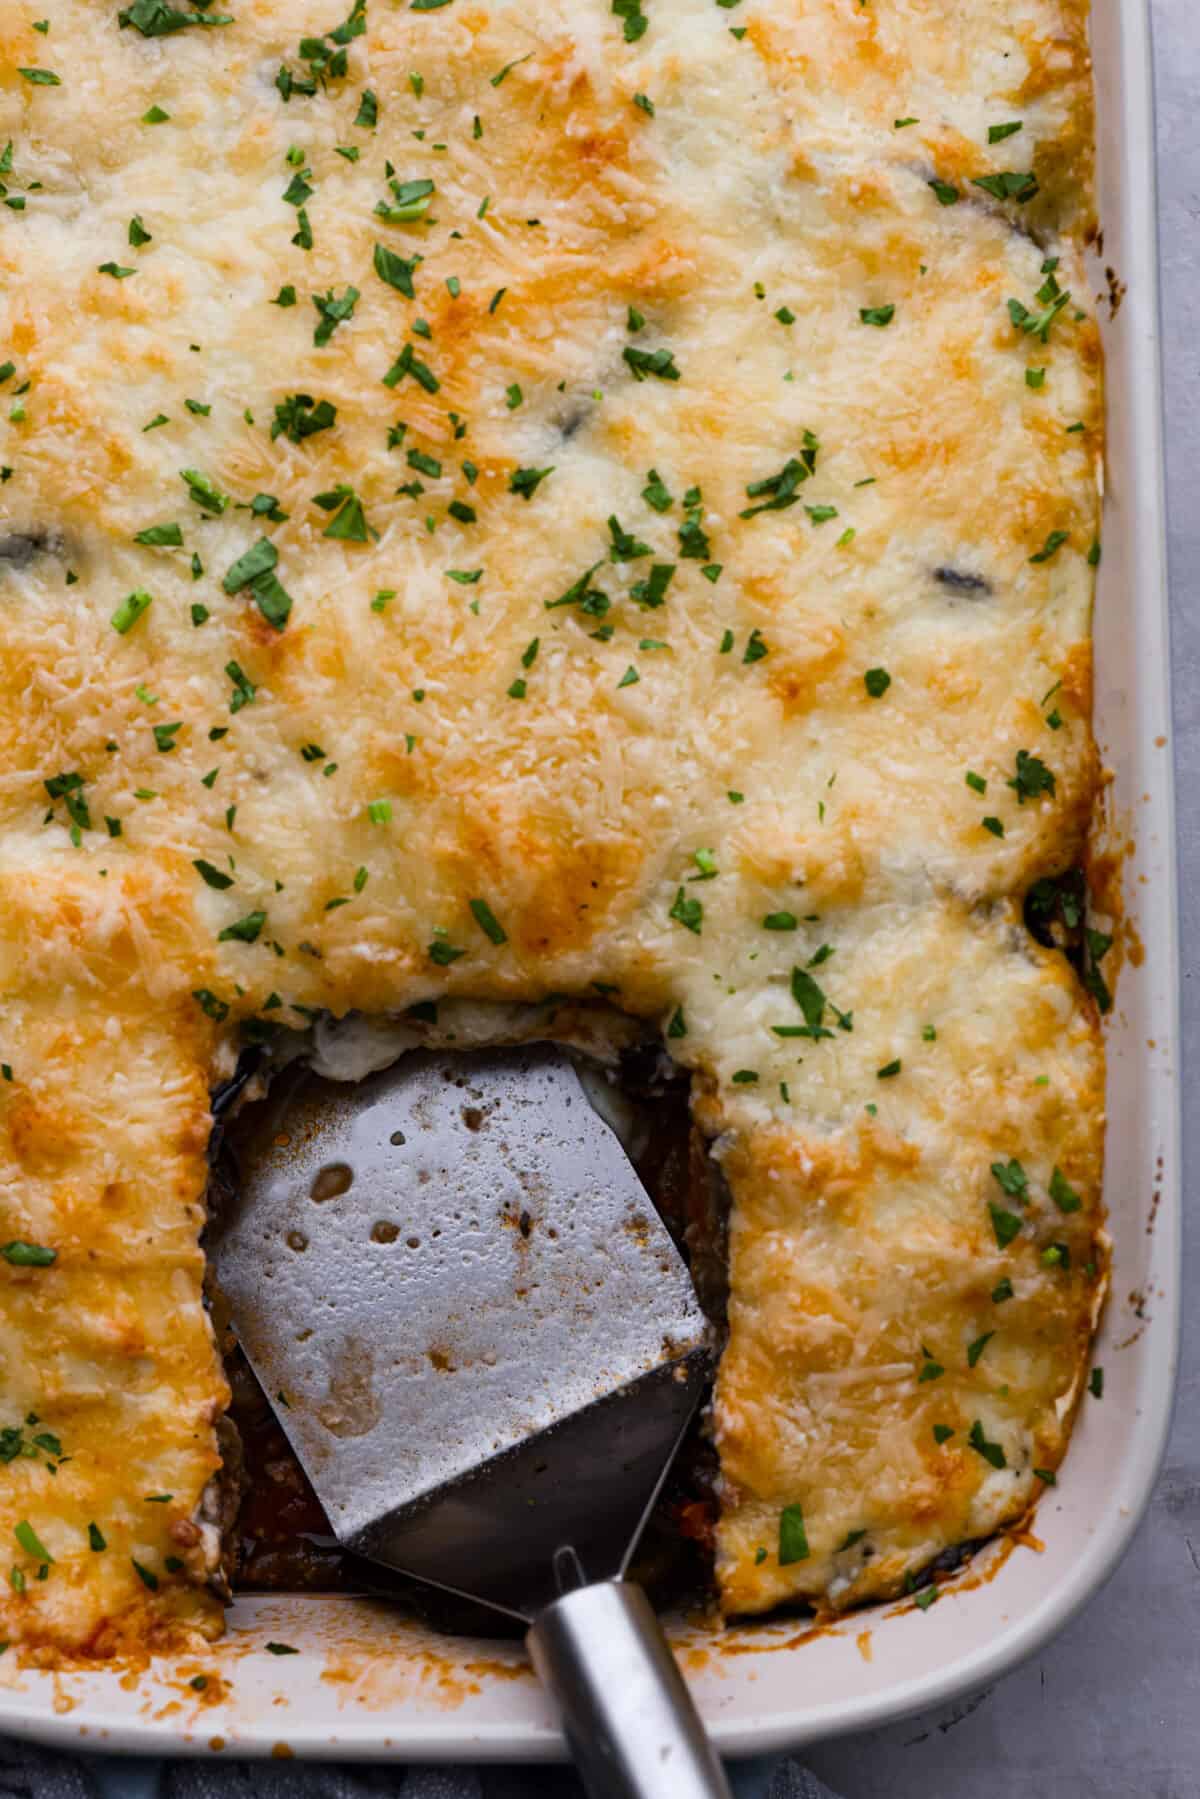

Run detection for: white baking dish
[[0, 0, 1176, 1761]]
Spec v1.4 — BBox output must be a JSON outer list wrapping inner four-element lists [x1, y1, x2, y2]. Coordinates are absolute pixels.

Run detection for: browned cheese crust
[[0, 0, 1103, 1646]]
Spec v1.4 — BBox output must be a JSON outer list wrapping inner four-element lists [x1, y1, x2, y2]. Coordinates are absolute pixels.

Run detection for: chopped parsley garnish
[[1, 1242, 56, 1268], [863, 667, 891, 698], [1030, 530, 1069, 565], [623, 345, 680, 382], [376, 177, 434, 223], [312, 285, 360, 346], [193, 860, 233, 891], [222, 538, 294, 629], [988, 1203, 1022, 1249], [631, 564, 674, 609], [966, 1331, 995, 1368], [491, 52, 532, 86], [1008, 273, 1071, 342], [740, 437, 818, 517], [383, 343, 439, 392], [612, 0, 648, 43], [607, 516, 651, 560], [469, 899, 507, 944], [778, 1503, 809, 1565], [180, 468, 228, 515], [315, 485, 371, 542], [642, 468, 672, 512], [218, 911, 266, 944], [14, 1521, 52, 1563], [111, 590, 154, 635], [374, 245, 419, 296], [966, 1420, 1006, 1469], [1047, 1167, 1082, 1214], [860, 305, 895, 327], [272, 394, 337, 442], [510, 465, 553, 499], [276, 0, 365, 99], [972, 170, 1038, 205], [1008, 749, 1055, 802], [428, 935, 466, 965], [119, 1, 232, 35], [226, 661, 256, 712], [669, 888, 703, 934], [790, 966, 837, 1039], [990, 1159, 1027, 1203], [193, 989, 230, 1021]]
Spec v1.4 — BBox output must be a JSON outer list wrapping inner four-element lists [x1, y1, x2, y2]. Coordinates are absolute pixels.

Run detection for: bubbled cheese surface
[[0, 0, 1103, 1646]]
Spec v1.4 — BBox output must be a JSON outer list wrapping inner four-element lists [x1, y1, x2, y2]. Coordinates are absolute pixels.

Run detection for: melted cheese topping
[[0, 0, 1102, 1647]]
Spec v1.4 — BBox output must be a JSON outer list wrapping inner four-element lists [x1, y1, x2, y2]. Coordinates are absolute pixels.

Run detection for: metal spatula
[[211, 1042, 731, 1798]]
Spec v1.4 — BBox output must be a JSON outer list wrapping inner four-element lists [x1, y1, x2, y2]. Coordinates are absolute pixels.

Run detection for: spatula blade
[[211, 1044, 711, 1618]]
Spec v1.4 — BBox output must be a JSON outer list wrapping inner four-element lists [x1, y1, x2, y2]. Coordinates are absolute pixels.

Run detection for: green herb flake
[[966, 1419, 1006, 1469], [14, 1521, 53, 1563], [778, 1503, 810, 1565], [119, 0, 232, 35], [217, 911, 266, 944], [1049, 1167, 1083, 1214], [669, 888, 703, 934], [1030, 530, 1069, 565], [469, 898, 507, 945], [111, 590, 154, 635], [1008, 749, 1056, 803], [1, 1241, 56, 1267]]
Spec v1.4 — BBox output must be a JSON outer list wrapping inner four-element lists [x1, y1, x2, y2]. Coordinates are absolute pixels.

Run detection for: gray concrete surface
[[798, 4, 1199, 1795]]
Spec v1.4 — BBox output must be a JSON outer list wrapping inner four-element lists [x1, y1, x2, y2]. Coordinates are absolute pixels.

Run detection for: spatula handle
[[527, 1578, 732, 1799]]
